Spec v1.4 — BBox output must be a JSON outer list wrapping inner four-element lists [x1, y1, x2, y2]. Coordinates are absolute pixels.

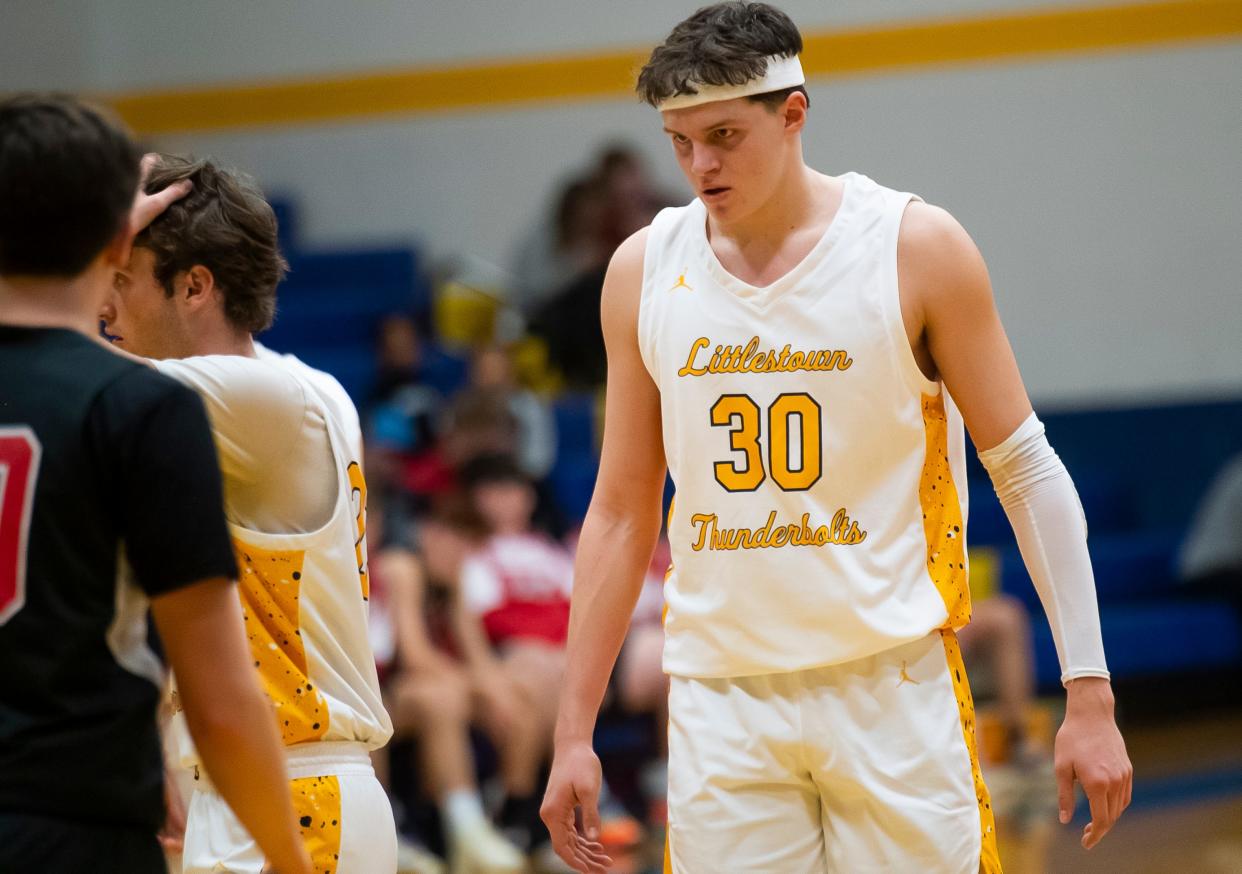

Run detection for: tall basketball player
[[541, 4, 1132, 872], [99, 155, 397, 874], [0, 96, 312, 874]]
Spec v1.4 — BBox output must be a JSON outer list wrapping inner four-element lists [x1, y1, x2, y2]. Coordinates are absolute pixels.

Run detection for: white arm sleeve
[[978, 413, 1110, 685]]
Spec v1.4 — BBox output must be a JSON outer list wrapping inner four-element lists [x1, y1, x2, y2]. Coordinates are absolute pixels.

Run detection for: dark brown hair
[[135, 155, 286, 333], [0, 94, 141, 277], [637, 2, 807, 109]]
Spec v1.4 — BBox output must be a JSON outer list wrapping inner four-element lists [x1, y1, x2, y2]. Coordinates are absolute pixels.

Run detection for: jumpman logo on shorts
[[897, 660, 920, 686], [670, 271, 693, 292]]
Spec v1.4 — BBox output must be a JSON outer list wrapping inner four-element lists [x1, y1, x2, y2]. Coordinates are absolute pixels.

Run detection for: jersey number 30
[[710, 393, 822, 492], [0, 428, 42, 625]]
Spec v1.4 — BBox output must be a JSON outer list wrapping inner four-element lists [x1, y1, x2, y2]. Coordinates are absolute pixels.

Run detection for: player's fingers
[[1055, 759, 1075, 825], [569, 834, 612, 873], [579, 784, 602, 843], [140, 178, 191, 217], [139, 153, 160, 184], [1081, 777, 1113, 850]]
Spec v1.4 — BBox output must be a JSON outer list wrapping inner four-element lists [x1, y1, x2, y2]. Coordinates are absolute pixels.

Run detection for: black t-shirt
[[0, 325, 238, 830]]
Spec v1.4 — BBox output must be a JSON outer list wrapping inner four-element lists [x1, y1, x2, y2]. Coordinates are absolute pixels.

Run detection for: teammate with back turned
[[100, 153, 398, 874], [540, 4, 1132, 872], [0, 94, 312, 874]]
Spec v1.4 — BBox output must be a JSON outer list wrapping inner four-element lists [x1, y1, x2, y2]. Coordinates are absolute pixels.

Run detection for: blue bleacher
[[260, 199, 437, 405]]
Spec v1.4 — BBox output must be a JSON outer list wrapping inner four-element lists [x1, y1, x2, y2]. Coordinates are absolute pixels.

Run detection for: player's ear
[[783, 90, 808, 135], [181, 264, 217, 310]]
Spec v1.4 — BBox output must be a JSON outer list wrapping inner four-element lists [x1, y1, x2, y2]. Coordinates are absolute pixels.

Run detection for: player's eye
[[714, 128, 733, 140], [671, 133, 689, 146], [112, 272, 128, 290]]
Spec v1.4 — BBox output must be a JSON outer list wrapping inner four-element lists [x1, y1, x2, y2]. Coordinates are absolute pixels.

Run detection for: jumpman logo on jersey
[[896, 660, 921, 687], [669, 271, 693, 292]]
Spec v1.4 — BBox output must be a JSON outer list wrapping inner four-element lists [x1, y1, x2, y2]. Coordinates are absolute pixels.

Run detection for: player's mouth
[[701, 186, 731, 202]]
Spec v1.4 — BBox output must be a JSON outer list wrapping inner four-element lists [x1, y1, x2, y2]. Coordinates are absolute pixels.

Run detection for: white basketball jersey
[[164, 351, 392, 768], [639, 172, 972, 679]]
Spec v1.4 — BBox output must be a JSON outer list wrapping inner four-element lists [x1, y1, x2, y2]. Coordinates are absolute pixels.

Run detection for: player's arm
[[150, 581, 312, 874], [542, 228, 666, 874], [899, 202, 1132, 849]]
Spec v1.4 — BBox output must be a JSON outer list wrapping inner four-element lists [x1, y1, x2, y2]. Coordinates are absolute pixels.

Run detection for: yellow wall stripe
[[103, 0, 1242, 135]]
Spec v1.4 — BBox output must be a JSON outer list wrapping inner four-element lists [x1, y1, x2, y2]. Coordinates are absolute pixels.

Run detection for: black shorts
[[0, 811, 163, 874]]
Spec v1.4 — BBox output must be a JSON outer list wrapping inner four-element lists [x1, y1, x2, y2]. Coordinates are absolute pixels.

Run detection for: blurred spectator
[[529, 264, 609, 391], [370, 497, 534, 873], [595, 143, 675, 250], [506, 175, 610, 316], [522, 144, 674, 390], [445, 344, 557, 481], [1179, 451, 1242, 613], [365, 314, 449, 501], [456, 455, 642, 855]]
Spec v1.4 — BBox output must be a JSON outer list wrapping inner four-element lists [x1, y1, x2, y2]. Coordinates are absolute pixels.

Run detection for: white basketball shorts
[[181, 741, 396, 874], [665, 630, 1001, 873]]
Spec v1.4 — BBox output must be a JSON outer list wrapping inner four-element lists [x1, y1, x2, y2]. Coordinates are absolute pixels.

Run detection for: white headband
[[655, 54, 805, 112]]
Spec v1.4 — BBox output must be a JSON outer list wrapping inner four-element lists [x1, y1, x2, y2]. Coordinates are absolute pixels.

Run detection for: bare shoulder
[[897, 201, 991, 309], [600, 225, 651, 322], [607, 226, 651, 283]]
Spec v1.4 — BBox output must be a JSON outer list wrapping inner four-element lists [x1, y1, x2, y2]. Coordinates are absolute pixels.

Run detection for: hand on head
[[121, 153, 192, 263]]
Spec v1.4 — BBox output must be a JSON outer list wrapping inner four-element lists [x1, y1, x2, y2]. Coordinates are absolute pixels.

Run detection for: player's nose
[[690, 143, 720, 176], [98, 293, 116, 325]]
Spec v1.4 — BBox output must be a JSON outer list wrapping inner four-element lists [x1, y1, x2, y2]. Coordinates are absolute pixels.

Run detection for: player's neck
[[0, 273, 105, 336], [184, 318, 257, 358], [710, 163, 827, 246]]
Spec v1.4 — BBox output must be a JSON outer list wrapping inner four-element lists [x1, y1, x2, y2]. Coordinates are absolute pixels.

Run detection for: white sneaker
[[397, 835, 448, 874], [450, 818, 528, 874]]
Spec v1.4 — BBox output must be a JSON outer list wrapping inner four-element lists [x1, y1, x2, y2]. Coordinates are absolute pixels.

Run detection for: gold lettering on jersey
[[688, 509, 868, 552], [677, 336, 853, 377]]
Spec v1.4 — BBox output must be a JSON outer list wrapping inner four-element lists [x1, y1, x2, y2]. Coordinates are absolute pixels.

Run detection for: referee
[[0, 95, 312, 874]]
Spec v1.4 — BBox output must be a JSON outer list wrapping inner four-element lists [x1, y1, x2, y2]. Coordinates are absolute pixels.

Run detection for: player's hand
[[541, 740, 613, 874], [121, 153, 192, 263], [1055, 677, 1133, 849], [157, 771, 188, 853]]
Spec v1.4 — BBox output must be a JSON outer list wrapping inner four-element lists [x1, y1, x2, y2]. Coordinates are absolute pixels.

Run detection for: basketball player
[[541, 4, 1132, 872], [99, 154, 397, 874], [0, 96, 311, 874]]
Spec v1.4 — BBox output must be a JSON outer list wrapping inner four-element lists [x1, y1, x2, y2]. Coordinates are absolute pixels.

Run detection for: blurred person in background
[[367, 499, 528, 874], [529, 149, 669, 393], [366, 314, 451, 505], [0, 93, 311, 874], [507, 175, 612, 317], [100, 153, 397, 874], [463, 343, 558, 482], [456, 455, 643, 861]]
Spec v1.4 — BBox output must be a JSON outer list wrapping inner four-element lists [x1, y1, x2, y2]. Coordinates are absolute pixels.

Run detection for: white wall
[[4, 1, 1240, 406]]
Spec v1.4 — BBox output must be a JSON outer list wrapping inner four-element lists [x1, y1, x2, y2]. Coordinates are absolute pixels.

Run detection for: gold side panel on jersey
[[347, 461, 370, 601], [941, 630, 1002, 873], [235, 539, 330, 744], [291, 774, 343, 874], [920, 394, 971, 627]]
